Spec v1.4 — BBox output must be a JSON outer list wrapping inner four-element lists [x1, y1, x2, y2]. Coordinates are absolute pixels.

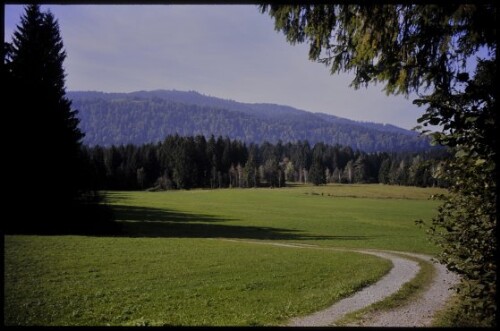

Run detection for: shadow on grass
[[112, 205, 228, 224], [111, 204, 372, 241]]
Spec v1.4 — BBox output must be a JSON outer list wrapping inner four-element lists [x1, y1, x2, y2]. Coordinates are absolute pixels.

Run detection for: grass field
[[5, 237, 391, 326], [4, 184, 446, 326], [110, 184, 444, 254]]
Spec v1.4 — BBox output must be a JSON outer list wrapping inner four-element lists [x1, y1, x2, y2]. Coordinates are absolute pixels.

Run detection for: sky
[[5, 4, 427, 130]]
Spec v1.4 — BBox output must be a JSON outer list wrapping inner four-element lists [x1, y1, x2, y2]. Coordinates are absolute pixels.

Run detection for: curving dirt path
[[219, 239, 458, 327], [343, 252, 460, 327], [287, 249, 421, 326]]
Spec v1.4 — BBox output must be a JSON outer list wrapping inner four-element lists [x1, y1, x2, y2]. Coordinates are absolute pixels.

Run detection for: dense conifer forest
[[69, 90, 432, 153], [82, 134, 448, 191]]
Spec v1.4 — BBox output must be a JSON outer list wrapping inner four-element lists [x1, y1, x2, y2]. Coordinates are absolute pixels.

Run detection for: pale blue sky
[[5, 4, 427, 129]]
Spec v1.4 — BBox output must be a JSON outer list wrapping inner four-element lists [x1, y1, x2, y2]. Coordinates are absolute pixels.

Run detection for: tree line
[[82, 134, 448, 191]]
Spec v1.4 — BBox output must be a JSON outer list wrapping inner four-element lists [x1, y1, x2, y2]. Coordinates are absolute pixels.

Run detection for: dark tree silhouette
[[308, 157, 326, 186], [4, 5, 116, 234]]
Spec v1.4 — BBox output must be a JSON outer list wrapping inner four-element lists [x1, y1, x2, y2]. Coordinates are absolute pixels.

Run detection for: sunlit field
[[5, 184, 445, 326]]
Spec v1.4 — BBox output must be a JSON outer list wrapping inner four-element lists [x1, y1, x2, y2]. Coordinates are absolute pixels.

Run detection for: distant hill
[[68, 90, 431, 152]]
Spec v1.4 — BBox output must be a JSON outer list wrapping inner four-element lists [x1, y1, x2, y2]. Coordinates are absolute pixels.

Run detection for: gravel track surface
[[345, 252, 460, 327], [287, 249, 420, 326], [219, 239, 458, 327]]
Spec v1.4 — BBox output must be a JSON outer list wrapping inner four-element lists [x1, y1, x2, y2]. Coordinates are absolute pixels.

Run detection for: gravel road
[[287, 250, 421, 326], [219, 239, 458, 327], [343, 252, 460, 327]]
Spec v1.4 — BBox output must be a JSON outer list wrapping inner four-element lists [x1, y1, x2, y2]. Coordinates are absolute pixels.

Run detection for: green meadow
[[111, 184, 444, 253], [4, 184, 445, 326]]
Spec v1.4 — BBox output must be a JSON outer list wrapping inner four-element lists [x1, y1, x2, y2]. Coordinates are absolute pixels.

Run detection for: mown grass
[[4, 236, 390, 326], [4, 184, 445, 326], [109, 184, 444, 254]]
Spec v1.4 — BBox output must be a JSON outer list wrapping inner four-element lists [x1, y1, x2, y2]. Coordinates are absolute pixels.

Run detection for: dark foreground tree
[[418, 59, 496, 325], [4, 5, 117, 234], [261, 4, 496, 325]]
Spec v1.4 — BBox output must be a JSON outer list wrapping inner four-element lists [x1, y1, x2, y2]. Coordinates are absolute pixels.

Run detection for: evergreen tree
[[262, 158, 280, 187], [353, 155, 369, 183], [308, 157, 326, 185], [244, 152, 259, 188], [378, 159, 391, 184], [5, 5, 115, 234]]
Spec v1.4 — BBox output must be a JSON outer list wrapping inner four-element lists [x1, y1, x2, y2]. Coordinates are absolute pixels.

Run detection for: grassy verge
[[4, 236, 391, 326], [333, 254, 435, 326], [432, 294, 492, 327]]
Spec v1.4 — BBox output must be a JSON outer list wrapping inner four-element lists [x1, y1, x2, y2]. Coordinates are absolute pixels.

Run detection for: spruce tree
[[308, 158, 326, 185], [5, 5, 110, 234]]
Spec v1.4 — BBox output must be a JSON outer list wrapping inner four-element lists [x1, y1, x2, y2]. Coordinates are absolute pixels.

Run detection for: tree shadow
[[112, 205, 228, 223], [110, 204, 372, 241], [103, 192, 136, 204]]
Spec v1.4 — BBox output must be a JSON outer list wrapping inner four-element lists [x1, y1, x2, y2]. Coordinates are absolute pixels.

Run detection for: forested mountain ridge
[[68, 90, 431, 152]]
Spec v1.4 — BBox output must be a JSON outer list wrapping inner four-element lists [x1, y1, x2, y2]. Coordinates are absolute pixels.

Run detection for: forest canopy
[[82, 134, 448, 191]]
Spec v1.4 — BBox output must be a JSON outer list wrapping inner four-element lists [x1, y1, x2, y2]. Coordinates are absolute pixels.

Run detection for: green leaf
[[465, 116, 479, 124]]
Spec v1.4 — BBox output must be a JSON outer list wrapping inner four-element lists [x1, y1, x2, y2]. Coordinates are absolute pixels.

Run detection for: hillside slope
[[68, 90, 430, 152]]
